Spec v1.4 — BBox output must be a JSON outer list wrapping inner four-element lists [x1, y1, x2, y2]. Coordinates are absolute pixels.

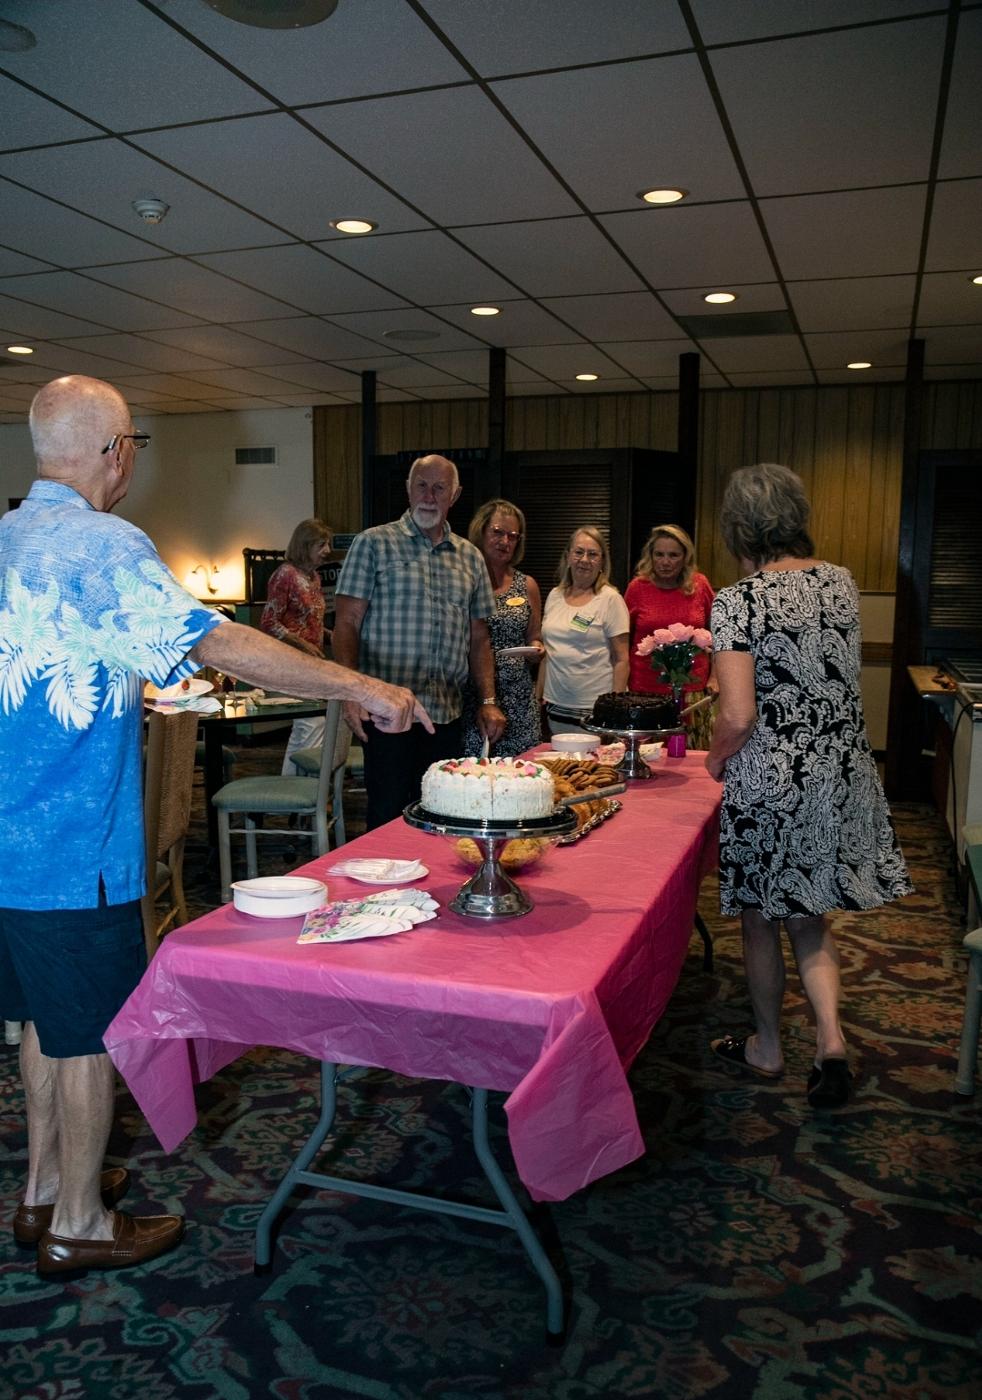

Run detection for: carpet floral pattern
[[1, 748, 980, 1399]]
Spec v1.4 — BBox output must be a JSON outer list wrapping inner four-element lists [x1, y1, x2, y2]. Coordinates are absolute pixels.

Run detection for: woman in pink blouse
[[625, 524, 716, 747], [261, 518, 333, 774]]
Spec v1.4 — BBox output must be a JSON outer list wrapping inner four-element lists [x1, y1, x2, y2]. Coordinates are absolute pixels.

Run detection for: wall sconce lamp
[[191, 564, 221, 595]]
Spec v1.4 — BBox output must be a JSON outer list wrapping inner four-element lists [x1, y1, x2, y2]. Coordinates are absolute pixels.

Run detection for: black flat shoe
[[807, 1058, 853, 1109], [710, 1034, 783, 1080]]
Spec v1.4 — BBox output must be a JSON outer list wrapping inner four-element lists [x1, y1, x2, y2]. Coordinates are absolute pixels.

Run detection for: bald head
[[29, 376, 137, 511]]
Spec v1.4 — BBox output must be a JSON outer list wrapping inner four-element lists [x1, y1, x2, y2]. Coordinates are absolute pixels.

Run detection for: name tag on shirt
[[570, 612, 594, 631]]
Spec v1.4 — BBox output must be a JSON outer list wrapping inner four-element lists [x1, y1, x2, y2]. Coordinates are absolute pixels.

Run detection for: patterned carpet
[[1, 738, 980, 1400]]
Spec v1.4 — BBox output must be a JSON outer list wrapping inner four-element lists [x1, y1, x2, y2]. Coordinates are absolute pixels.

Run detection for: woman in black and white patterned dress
[[462, 499, 544, 758], [705, 463, 911, 1109]]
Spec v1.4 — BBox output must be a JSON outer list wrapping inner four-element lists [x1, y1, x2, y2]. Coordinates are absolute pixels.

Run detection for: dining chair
[[212, 699, 344, 902], [142, 708, 200, 959], [289, 714, 352, 848]]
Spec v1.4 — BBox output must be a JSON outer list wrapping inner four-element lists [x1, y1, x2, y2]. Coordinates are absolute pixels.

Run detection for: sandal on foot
[[710, 1034, 783, 1080], [807, 1058, 853, 1109]]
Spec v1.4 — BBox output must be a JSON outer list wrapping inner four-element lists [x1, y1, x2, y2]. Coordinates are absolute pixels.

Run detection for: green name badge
[[570, 612, 594, 632]]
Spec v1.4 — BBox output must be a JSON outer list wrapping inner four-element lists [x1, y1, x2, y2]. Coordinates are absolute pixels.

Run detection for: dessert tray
[[580, 719, 684, 781], [404, 802, 577, 920], [555, 797, 621, 843]]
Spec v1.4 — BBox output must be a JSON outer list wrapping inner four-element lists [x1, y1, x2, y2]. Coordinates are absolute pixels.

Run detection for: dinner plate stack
[[231, 876, 327, 918]]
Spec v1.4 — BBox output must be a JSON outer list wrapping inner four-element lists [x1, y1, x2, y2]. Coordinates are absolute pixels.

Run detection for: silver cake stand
[[404, 802, 577, 919], [581, 720, 685, 781]]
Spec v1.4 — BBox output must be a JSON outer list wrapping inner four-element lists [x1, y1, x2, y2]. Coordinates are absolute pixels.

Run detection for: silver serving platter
[[403, 801, 577, 919], [580, 720, 684, 781], [555, 798, 621, 844]]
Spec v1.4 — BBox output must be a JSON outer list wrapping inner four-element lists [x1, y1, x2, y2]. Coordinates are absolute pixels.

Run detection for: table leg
[[252, 1063, 567, 1338], [202, 723, 227, 854]]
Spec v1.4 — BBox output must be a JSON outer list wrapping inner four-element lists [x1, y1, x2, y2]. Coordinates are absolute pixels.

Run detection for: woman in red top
[[625, 524, 716, 747], [261, 518, 335, 774]]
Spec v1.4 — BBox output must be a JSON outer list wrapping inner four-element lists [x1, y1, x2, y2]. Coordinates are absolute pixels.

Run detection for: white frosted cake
[[421, 757, 555, 821]]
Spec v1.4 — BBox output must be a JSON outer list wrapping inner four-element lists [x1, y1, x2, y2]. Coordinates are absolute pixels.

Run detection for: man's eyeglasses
[[490, 526, 522, 543], [102, 433, 151, 454]]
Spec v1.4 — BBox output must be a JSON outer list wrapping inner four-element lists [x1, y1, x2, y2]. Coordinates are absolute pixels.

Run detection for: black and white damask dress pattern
[[711, 564, 912, 919], [462, 571, 541, 758]]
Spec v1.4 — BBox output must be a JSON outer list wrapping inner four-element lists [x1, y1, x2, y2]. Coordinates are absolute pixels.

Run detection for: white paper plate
[[497, 646, 539, 659], [231, 876, 325, 899], [327, 858, 428, 885], [145, 677, 213, 701], [232, 876, 326, 918]]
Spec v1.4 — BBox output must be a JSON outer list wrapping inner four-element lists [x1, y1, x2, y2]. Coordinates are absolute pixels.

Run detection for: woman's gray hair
[[719, 463, 814, 566], [558, 525, 613, 593]]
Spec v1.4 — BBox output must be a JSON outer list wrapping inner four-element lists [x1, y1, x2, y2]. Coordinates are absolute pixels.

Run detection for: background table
[[108, 753, 719, 1200]]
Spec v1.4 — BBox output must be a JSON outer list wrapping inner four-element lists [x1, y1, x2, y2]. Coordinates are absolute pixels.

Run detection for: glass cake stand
[[581, 720, 685, 781], [403, 802, 577, 919]]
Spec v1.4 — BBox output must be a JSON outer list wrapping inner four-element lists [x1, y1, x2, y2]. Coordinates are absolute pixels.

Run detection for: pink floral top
[[260, 562, 325, 651]]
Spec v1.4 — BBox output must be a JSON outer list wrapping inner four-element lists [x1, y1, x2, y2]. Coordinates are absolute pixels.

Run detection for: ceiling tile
[[804, 329, 910, 369], [323, 308, 483, 353], [304, 88, 578, 226], [761, 186, 927, 278], [788, 276, 916, 332], [197, 244, 410, 315], [0, 0, 268, 129], [921, 325, 982, 364], [258, 363, 362, 393], [427, 301, 579, 346], [132, 114, 430, 242], [937, 9, 982, 180], [660, 283, 786, 316], [0, 142, 286, 257], [49, 335, 227, 374], [558, 377, 649, 394], [0, 271, 204, 333], [699, 334, 809, 373], [261, 393, 349, 407], [924, 180, 982, 272], [231, 318, 392, 360], [815, 367, 905, 384], [504, 344, 633, 380], [314, 230, 518, 305], [0, 180, 164, 268], [455, 218, 643, 297], [413, 351, 547, 384], [690, 0, 934, 45], [917, 273, 982, 328], [725, 369, 817, 386], [168, 0, 469, 103], [84, 260, 297, 322], [710, 19, 943, 195], [494, 53, 746, 208], [374, 362, 472, 389], [0, 293, 103, 341], [190, 367, 326, 397], [0, 248, 56, 277], [599, 204, 775, 286], [540, 292, 681, 341], [140, 325, 312, 368], [113, 374, 231, 401], [0, 74, 103, 150], [410, 384, 486, 400], [596, 340, 700, 376]]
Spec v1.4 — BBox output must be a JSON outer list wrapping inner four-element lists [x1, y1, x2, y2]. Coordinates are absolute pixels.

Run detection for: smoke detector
[[132, 197, 170, 225]]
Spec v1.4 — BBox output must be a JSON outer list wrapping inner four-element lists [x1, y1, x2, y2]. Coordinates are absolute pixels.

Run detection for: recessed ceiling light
[[6, 344, 34, 355], [575, 373, 599, 382], [847, 361, 872, 370], [638, 188, 687, 205], [330, 219, 376, 235], [470, 306, 501, 316], [704, 291, 737, 304], [972, 274, 982, 285], [203, 0, 339, 28]]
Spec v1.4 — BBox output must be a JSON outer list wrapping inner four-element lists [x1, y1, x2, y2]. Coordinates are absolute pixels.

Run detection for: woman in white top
[[540, 526, 630, 734]]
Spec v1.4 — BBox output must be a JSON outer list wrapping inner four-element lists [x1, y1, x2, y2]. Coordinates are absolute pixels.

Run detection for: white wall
[[1, 407, 315, 600]]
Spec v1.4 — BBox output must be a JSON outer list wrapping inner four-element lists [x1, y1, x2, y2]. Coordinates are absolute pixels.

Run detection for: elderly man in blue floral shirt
[[0, 376, 429, 1278]]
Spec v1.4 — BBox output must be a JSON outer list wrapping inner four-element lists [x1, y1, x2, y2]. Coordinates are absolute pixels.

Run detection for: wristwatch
[[480, 696, 497, 706]]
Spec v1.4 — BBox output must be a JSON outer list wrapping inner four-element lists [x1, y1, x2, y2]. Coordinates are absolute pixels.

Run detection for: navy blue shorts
[[0, 896, 146, 1058]]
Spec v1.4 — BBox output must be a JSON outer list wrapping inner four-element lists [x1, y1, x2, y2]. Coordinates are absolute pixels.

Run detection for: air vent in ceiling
[[675, 310, 794, 339], [234, 446, 277, 465]]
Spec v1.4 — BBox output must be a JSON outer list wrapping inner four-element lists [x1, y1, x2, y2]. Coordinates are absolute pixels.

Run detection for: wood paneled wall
[[314, 380, 982, 592]]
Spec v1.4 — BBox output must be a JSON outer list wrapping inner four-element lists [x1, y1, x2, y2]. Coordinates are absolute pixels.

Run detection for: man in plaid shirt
[[334, 455, 507, 828]]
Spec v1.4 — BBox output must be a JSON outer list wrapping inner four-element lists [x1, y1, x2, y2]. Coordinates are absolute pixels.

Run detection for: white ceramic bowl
[[231, 876, 327, 919], [551, 731, 595, 754]]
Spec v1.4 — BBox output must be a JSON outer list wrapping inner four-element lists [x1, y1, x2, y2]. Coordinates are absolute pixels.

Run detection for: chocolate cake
[[591, 691, 678, 732]]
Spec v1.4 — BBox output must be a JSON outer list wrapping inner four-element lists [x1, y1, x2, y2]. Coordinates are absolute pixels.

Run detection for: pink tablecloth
[[105, 753, 719, 1202]]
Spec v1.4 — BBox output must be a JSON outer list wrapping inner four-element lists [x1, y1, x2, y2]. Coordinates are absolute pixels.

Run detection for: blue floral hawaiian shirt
[[0, 480, 222, 910]]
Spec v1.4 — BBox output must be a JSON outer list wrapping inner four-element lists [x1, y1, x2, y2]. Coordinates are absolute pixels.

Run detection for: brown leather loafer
[[36, 1209, 184, 1276], [13, 1167, 131, 1248]]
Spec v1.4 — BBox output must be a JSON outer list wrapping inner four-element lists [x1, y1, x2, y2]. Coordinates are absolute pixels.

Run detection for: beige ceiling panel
[[597, 340, 699, 376], [804, 329, 909, 368], [0, 249, 54, 278], [0, 181, 162, 270], [917, 273, 982, 328], [922, 325, 982, 363], [704, 335, 810, 373], [690, 0, 933, 45], [258, 363, 362, 393], [232, 318, 392, 360], [427, 301, 580, 347], [0, 293, 105, 341], [924, 181, 982, 271], [599, 204, 774, 287], [113, 375, 231, 401], [410, 385, 487, 401], [48, 335, 227, 374], [304, 87, 577, 226], [413, 351, 547, 385], [938, 9, 982, 180], [0, 74, 102, 150], [423, 0, 692, 73], [374, 362, 471, 389], [0, 272, 204, 334], [0, 1, 266, 129], [540, 293, 680, 341], [815, 367, 905, 384], [710, 19, 943, 196], [558, 377, 649, 394], [316, 230, 518, 306], [641, 373, 728, 389], [455, 218, 643, 297], [197, 245, 410, 316], [261, 393, 349, 408], [505, 344, 633, 379], [0, 142, 284, 258], [133, 114, 429, 243], [762, 186, 927, 278], [141, 326, 313, 368], [495, 53, 746, 209], [191, 368, 324, 397], [788, 276, 916, 333], [725, 370, 817, 386], [169, 0, 468, 104], [85, 261, 297, 324], [660, 283, 786, 315], [323, 309, 483, 353]]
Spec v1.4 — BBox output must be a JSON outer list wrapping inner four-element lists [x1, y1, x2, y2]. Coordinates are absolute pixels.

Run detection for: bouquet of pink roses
[[636, 622, 713, 694]]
